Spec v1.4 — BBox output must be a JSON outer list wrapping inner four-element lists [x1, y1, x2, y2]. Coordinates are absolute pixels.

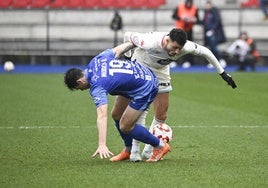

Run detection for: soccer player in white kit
[[111, 28, 237, 162]]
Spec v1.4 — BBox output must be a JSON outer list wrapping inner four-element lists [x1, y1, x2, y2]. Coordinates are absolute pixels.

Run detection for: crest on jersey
[[132, 35, 144, 47]]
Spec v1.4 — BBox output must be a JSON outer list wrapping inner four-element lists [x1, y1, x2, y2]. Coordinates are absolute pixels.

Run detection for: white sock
[[131, 110, 148, 154], [131, 139, 140, 153], [157, 140, 165, 148]]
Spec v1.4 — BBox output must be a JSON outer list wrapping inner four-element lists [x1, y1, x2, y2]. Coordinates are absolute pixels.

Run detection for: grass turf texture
[[0, 72, 267, 187]]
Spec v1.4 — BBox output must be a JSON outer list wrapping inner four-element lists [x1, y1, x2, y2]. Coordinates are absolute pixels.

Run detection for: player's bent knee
[[111, 110, 121, 121], [119, 120, 134, 134], [119, 125, 132, 134]]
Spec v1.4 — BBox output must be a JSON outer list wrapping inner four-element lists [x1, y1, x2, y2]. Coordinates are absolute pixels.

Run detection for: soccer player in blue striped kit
[[64, 42, 170, 162]]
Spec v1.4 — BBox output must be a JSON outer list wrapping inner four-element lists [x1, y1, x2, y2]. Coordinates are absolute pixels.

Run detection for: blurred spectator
[[172, 0, 199, 41], [202, 1, 226, 68], [172, 0, 200, 67], [259, 0, 268, 20], [110, 11, 123, 47], [226, 31, 260, 71]]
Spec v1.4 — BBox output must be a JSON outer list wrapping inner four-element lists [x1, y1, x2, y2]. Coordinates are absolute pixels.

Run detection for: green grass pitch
[[0, 72, 267, 187]]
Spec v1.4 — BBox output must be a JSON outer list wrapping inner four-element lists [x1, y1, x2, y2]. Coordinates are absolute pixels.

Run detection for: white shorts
[[148, 65, 172, 93], [132, 51, 172, 94]]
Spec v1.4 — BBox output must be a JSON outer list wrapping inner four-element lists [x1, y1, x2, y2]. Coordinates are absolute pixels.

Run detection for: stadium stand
[[0, 0, 267, 66], [115, 0, 132, 9], [49, 0, 68, 9], [12, 0, 31, 8], [31, 0, 50, 8], [0, 0, 13, 8], [99, 0, 117, 9], [130, 0, 149, 9], [83, 0, 99, 9], [240, 0, 259, 7], [65, 0, 85, 9], [0, 0, 167, 9], [147, 0, 166, 8]]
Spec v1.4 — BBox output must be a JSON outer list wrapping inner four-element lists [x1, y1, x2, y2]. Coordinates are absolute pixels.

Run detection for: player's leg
[[111, 95, 130, 120], [112, 87, 170, 162], [142, 92, 169, 159], [111, 104, 155, 162], [152, 92, 169, 122], [110, 96, 133, 155], [120, 105, 170, 162], [130, 110, 148, 162], [119, 105, 163, 147]]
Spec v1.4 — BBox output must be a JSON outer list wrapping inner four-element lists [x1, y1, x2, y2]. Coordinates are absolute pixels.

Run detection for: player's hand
[[92, 145, 114, 159], [220, 71, 237, 89]]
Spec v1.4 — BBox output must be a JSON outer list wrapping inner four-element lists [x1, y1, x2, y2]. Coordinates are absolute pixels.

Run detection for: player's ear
[[76, 78, 83, 85], [77, 77, 87, 84]]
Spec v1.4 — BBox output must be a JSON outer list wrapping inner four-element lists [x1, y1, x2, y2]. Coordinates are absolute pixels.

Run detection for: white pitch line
[[0, 126, 82, 130], [171, 125, 268, 129], [0, 125, 268, 130]]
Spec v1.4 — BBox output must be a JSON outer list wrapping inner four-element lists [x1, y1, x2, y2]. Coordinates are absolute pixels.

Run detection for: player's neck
[[161, 36, 168, 48]]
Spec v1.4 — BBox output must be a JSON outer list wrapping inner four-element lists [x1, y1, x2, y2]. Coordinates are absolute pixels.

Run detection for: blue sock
[[129, 124, 160, 147], [114, 120, 133, 147]]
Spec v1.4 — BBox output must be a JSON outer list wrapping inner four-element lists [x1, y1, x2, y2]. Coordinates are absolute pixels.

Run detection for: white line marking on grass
[[0, 126, 82, 130], [19, 126, 82, 129], [0, 126, 14, 129], [0, 125, 268, 130], [171, 125, 268, 128]]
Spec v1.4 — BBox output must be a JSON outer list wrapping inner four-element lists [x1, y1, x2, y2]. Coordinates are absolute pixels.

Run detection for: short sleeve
[[90, 85, 108, 108]]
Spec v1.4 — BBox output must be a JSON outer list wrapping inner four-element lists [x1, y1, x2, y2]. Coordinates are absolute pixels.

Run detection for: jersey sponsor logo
[[101, 61, 107, 77], [93, 96, 101, 104], [157, 58, 173, 65], [145, 75, 152, 80], [92, 74, 99, 82]]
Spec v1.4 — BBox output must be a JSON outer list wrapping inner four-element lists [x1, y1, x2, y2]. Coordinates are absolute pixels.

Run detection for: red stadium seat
[[130, 0, 148, 9], [12, 0, 31, 8], [66, 0, 85, 8], [84, 0, 99, 8], [31, 0, 50, 8], [49, 0, 69, 8], [147, 0, 166, 8], [0, 0, 13, 8], [115, 0, 132, 8], [99, 0, 116, 8], [240, 0, 259, 7]]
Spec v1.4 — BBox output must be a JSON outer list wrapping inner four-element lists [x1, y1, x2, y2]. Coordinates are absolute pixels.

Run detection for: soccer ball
[[152, 123, 173, 143], [3, 61, 15, 72]]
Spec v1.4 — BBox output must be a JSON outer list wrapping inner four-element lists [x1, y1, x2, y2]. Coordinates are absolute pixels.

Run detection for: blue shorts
[[129, 86, 158, 111]]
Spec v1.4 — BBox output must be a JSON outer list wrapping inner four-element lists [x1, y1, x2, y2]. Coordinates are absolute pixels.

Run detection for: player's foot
[[130, 151, 142, 162], [141, 150, 152, 159], [109, 149, 130, 162], [146, 143, 170, 162]]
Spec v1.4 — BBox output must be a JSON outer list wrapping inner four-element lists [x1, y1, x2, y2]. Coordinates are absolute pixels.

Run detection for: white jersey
[[124, 31, 225, 92]]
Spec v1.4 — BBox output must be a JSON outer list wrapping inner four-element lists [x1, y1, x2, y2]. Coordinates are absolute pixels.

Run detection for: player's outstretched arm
[[92, 104, 114, 159], [112, 42, 135, 58], [194, 42, 237, 89]]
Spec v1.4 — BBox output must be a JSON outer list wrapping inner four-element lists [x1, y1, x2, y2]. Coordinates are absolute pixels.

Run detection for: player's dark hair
[[169, 28, 187, 46], [64, 68, 83, 90]]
